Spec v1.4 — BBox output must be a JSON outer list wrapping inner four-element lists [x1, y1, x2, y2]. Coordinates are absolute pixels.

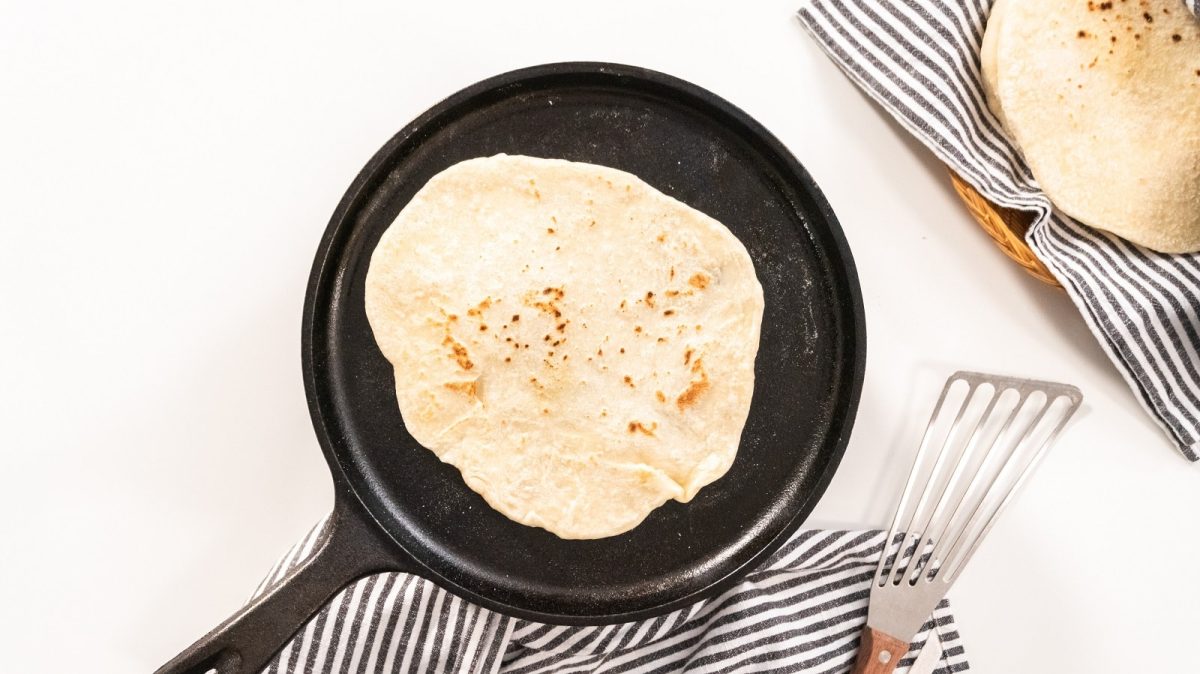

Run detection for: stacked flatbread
[[365, 155, 764, 539], [982, 0, 1200, 253]]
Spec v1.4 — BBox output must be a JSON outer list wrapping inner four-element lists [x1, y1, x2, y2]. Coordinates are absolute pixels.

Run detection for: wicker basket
[[948, 172, 1061, 288]]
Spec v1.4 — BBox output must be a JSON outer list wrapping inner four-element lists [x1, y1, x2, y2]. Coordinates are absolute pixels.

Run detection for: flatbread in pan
[[365, 155, 764, 539]]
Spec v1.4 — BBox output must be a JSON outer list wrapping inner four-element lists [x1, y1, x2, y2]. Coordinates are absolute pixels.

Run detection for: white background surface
[[2, 1, 1197, 672]]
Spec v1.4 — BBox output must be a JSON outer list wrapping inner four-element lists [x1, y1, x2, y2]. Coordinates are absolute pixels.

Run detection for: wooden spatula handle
[[851, 626, 910, 674]]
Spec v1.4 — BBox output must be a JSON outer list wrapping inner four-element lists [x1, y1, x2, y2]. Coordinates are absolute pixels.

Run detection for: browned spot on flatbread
[[627, 420, 657, 436], [655, 390, 666, 403], [644, 291, 655, 308], [676, 358, 710, 411], [443, 381, 478, 399], [688, 273, 710, 290], [466, 298, 492, 317], [527, 286, 564, 319], [684, 348, 694, 366], [623, 375, 635, 388], [443, 335, 474, 370]]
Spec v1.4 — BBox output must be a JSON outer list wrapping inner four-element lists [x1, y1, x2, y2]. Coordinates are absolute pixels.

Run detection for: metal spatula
[[853, 371, 1082, 674]]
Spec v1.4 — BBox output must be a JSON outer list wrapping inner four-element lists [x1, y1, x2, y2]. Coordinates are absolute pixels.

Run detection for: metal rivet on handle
[[879, 650, 892, 664]]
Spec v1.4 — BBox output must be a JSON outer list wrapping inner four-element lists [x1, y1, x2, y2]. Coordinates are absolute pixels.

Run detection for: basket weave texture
[[949, 172, 1061, 288]]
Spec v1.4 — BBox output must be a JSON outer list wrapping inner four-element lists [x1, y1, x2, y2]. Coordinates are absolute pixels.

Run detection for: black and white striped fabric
[[797, 0, 1200, 460], [251, 525, 968, 673]]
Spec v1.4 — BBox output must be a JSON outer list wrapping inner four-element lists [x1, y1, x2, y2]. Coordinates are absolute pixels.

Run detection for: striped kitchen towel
[[797, 0, 1200, 460], [253, 525, 968, 673]]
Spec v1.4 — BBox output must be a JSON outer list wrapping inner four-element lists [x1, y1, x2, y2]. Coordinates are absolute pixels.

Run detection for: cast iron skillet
[[158, 62, 865, 674]]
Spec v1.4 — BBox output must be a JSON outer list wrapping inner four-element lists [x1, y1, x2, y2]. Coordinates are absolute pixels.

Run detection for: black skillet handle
[[155, 496, 406, 674]]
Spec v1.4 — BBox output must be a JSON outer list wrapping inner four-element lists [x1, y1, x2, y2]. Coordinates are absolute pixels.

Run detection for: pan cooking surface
[[304, 63, 864, 622]]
